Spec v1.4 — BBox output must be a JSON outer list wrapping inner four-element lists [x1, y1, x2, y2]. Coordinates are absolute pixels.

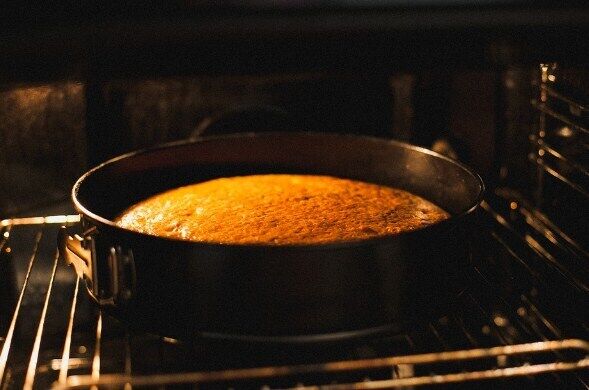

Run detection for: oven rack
[[0, 205, 588, 389]]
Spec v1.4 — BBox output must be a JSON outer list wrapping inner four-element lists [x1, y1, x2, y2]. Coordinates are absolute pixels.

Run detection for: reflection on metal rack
[[0, 211, 587, 389], [0, 215, 80, 227]]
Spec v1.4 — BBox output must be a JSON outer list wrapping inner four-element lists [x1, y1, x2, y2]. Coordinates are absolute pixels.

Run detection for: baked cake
[[115, 174, 449, 245]]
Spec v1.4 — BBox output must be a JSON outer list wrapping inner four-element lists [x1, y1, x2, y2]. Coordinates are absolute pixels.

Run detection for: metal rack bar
[[0, 215, 80, 228], [58, 277, 81, 384], [519, 295, 562, 340], [23, 250, 60, 390], [90, 313, 102, 390], [123, 332, 132, 390], [289, 360, 589, 390], [427, 324, 449, 351], [539, 83, 589, 115], [452, 314, 479, 348], [529, 154, 589, 199], [53, 340, 589, 389], [523, 231, 588, 293], [462, 285, 511, 346], [530, 135, 589, 179], [532, 99, 589, 135], [521, 205, 589, 259], [0, 231, 43, 386]]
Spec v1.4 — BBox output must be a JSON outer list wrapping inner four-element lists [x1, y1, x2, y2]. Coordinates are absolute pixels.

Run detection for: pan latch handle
[[58, 226, 136, 306], [59, 226, 93, 280]]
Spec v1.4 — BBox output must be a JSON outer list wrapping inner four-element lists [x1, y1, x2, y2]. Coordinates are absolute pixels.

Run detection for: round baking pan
[[59, 132, 484, 342]]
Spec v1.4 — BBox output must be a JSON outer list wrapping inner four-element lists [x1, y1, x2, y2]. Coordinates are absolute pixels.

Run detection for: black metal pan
[[59, 132, 484, 342]]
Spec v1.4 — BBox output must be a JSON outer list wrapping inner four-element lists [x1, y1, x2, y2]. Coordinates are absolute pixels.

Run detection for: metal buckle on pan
[[58, 226, 136, 306], [107, 245, 136, 303]]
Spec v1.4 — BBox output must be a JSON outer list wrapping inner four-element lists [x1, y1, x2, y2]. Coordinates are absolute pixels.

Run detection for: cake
[[115, 174, 449, 245]]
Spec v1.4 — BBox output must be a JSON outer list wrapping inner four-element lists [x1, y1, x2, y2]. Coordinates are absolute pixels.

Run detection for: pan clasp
[[107, 246, 136, 305]]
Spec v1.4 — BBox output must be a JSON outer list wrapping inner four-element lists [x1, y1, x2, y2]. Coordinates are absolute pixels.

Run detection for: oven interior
[[1, 4, 588, 389]]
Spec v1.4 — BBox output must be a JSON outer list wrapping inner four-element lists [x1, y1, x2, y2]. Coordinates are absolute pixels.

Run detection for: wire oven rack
[[0, 196, 587, 390]]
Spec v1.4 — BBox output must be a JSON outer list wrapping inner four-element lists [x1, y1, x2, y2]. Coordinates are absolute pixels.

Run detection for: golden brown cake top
[[115, 174, 449, 245]]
